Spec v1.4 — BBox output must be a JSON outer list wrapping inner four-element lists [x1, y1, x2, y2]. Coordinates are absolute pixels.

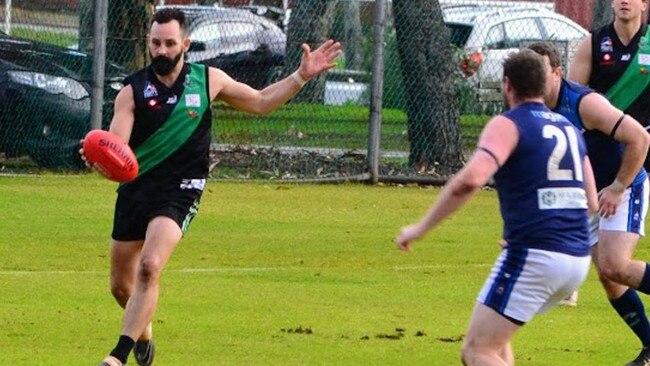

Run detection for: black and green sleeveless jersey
[[118, 63, 211, 197]]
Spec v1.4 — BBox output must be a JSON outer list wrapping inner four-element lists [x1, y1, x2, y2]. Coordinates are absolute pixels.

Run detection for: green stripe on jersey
[[134, 63, 209, 177]]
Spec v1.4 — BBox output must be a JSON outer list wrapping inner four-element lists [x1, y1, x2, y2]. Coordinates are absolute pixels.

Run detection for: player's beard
[[150, 51, 182, 76]]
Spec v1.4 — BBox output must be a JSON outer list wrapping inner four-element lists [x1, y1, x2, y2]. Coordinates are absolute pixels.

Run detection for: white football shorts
[[477, 247, 590, 324], [589, 178, 649, 246]]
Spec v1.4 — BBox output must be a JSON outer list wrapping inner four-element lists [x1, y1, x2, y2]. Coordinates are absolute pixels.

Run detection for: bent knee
[[110, 281, 132, 305], [598, 261, 628, 283], [137, 257, 164, 283]]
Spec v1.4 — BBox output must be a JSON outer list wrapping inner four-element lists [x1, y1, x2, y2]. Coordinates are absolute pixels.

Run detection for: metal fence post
[[4, 0, 11, 34], [90, 0, 109, 131], [367, 0, 388, 184]]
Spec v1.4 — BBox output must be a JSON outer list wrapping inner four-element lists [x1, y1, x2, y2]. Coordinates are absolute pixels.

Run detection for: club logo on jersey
[[188, 108, 199, 118], [143, 81, 158, 98], [185, 94, 201, 107], [600, 36, 613, 53]]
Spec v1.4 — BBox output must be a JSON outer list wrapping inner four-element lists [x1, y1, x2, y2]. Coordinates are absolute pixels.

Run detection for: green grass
[[10, 27, 77, 48], [212, 103, 490, 151], [1, 175, 645, 365]]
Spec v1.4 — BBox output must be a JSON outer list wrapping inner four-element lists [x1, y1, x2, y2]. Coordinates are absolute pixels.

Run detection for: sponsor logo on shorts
[[180, 179, 206, 191]]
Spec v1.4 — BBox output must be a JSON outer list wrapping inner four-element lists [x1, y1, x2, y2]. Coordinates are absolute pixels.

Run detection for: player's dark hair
[[152, 8, 188, 36], [502, 49, 546, 100], [527, 42, 562, 68]]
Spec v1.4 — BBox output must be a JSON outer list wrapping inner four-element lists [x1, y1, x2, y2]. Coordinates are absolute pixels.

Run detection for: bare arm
[[579, 92, 649, 187], [395, 116, 518, 251], [583, 156, 599, 216], [209, 40, 342, 115], [108, 85, 136, 144], [568, 36, 592, 85], [579, 92, 650, 217]]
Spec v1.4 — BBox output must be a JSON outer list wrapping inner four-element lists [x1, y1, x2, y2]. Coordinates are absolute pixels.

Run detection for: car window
[[219, 21, 261, 39], [540, 17, 585, 41], [191, 23, 224, 43], [502, 18, 544, 48], [445, 23, 473, 48], [484, 24, 505, 49]]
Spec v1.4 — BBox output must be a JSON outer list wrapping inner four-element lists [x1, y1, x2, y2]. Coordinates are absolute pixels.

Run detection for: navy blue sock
[[637, 263, 650, 295], [109, 335, 135, 364], [610, 288, 650, 347]]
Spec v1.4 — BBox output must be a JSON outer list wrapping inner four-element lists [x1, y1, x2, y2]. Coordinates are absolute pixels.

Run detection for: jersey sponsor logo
[[143, 81, 158, 98], [639, 54, 650, 65], [530, 110, 568, 123], [186, 94, 201, 107], [600, 36, 613, 53], [600, 53, 615, 66], [166, 95, 178, 104], [622, 53, 631, 61], [180, 178, 206, 191], [538, 187, 587, 210]]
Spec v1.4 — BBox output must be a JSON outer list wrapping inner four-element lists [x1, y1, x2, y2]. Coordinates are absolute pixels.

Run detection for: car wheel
[[29, 140, 84, 170]]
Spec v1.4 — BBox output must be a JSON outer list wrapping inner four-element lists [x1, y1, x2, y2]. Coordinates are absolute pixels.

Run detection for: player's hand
[[395, 224, 425, 252], [79, 139, 110, 178], [598, 185, 624, 218], [298, 40, 343, 80]]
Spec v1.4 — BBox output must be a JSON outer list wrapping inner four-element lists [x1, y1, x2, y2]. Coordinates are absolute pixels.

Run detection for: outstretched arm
[[210, 40, 342, 115], [395, 116, 518, 251]]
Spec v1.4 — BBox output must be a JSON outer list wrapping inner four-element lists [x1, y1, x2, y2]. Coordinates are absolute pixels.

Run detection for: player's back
[[495, 102, 589, 257]]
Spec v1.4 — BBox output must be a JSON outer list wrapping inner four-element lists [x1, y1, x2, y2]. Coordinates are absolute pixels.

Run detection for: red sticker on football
[[82, 129, 139, 183]]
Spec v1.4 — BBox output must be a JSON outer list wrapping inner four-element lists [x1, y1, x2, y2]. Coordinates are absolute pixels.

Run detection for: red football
[[82, 129, 139, 183]]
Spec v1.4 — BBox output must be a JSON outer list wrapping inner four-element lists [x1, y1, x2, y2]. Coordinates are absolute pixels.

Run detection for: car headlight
[[7, 70, 89, 100]]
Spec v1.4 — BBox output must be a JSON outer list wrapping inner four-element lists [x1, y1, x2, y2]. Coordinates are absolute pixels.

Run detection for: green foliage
[[0, 176, 645, 365], [212, 103, 491, 151], [10, 27, 76, 48]]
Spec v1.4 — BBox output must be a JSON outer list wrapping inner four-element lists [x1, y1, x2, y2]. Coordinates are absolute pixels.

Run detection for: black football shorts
[[111, 180, 204, 241]]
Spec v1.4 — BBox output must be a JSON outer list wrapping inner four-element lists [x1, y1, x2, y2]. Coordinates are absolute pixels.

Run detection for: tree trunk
[[392, 0, 463, 172], [78, 0, 152, 71], [107, 0, 154, 71], [592, 0, 612, 30], [343, 0, 363, 70], [283, 0, 339, 103]]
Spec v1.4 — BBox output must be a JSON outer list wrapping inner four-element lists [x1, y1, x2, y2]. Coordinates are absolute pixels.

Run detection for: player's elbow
[[450, 175, 483, 197]]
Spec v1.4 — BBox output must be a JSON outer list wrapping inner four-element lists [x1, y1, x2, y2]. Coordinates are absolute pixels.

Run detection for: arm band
[[477, 146, 501, 168], [609, 114, 626, 137], [290, 71, 308, 88]]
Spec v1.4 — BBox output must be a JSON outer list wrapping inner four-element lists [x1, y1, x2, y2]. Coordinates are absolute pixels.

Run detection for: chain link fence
[[0, 0, 595, 182]]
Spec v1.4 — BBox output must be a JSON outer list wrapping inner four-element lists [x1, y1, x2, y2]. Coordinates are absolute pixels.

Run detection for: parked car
[[0, 31, 125, 168], [443, 5, 588, 92], [158, 5, 286, 89]]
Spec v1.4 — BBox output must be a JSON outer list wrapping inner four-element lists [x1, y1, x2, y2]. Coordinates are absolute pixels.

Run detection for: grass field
[[1, 175, 649, 365]]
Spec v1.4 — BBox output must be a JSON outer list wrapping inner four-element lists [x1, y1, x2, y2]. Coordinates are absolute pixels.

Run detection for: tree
[[392, 0, 463, 171], [78, 0, 153, 71], [592, 0, 612, 30], [343, 0, 363, 70], [282, 0, 339, 103]]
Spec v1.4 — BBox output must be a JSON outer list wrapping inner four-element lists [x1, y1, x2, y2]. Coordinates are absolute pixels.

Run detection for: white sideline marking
[[0, 267, 293, 275], [392, 264, 491, 271], [0, 264, 491, 275]]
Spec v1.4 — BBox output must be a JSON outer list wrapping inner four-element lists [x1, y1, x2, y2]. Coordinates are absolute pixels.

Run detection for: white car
[[443, 5, 588, 98]]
